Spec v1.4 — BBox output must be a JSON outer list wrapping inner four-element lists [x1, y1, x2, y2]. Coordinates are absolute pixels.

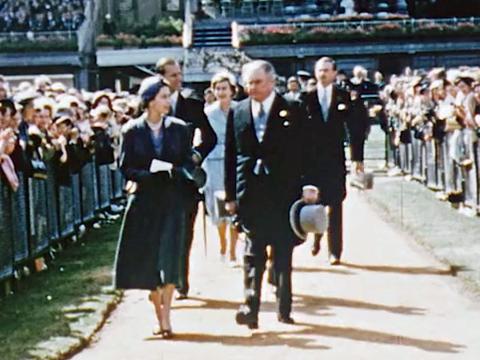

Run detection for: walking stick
[[202, 199, 208, 257]]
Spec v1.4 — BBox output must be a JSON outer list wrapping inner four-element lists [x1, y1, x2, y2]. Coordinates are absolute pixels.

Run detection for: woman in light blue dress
[[203, 72, 238, 264]]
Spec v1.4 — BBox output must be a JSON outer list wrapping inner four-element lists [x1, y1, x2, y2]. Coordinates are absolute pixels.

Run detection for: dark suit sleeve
[[345, 95, 368, 162], [224, 110, 237, 202], [191, 100, 217, 162], [298, 96, 319, 187], [120, 128, 151, 183], [291, 100, 310, 186]]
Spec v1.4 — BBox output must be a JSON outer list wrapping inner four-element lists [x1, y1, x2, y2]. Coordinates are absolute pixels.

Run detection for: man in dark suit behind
[[303, 57, 365, 265], [225, 60, 308, 329], [156, 57, 217, 299]]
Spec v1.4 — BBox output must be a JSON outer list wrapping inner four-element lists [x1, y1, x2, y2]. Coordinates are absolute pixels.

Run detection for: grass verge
[[0, 221, 120, 360]]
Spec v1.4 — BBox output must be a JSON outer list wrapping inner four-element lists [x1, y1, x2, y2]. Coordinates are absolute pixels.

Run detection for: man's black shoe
[[278, 316, 295, 324], [235, 310, 258, 329]]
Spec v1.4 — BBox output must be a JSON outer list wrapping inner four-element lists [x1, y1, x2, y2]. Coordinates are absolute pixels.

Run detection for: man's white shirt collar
[[251, 91, 276, 119], [317, 83, 333, 103]]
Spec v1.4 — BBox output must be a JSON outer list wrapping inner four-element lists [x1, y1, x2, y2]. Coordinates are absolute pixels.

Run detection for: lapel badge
[[279, 110, 288, 118], [337, 103, 346, 111]]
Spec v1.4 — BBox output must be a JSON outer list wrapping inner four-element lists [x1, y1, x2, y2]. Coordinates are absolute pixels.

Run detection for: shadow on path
[[295, 294, 426, 316], [173, 296, 240, 311], [145, 321, 464, 353], [174, 294, 426, 316], [145, 329, 330, 350], [293, 266, 356, 275], [341, 262, 460, 276]]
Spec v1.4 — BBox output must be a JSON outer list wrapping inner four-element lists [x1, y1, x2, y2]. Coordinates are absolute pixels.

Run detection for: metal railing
[[384, 120, 480, 213], [0, 156, 124, 282], [239, 16, 480, 31]]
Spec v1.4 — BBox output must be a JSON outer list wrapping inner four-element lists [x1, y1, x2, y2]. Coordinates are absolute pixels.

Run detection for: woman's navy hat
[[138, 76, 168, 107]]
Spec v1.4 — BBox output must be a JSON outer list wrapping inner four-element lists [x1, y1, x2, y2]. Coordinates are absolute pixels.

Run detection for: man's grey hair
[[242, 60, 277, 83], [315, 57, 337, 71]]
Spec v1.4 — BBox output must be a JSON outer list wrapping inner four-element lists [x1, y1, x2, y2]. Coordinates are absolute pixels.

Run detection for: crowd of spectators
[[271, 64, 480, 217], [0, 73, 139, 202], [0, 0, 85, 32], [381, 65, 480, 216]]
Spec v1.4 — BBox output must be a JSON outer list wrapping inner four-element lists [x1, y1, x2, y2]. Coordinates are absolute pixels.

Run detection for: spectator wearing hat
[[305, 78, 317, 93], [50, 115, 74, 185], [296, 70, 311, 91], [16, 89, 38, 144], [0, 126, 19, 192], [0, 76, 9, 100], [203, 88, 216, 107], [34, 75, 52, 95], [114, 77, 198, 339], [336, 69, 350, 90], [374, 71, 386, 91], [156, 57, 217, 300], [0, 98, 30, 181], [284, 76, 302, 102], [90, 105, 115, 170], [49, 82, 66, 96], [454, 76, 478, 215], [91, 91, 113, 113]]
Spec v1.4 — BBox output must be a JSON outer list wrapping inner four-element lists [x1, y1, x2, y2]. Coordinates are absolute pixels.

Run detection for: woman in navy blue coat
[[114, 77, 194, 338]]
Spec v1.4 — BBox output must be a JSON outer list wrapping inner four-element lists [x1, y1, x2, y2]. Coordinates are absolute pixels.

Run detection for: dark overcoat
[[225, 94, 306, 243], [174, 93, 217, 163], [114, 114, 194, 290], [302, 86, 364, 205]]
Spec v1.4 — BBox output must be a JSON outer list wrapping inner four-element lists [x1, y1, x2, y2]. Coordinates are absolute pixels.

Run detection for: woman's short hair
[[210, 71, 237, 94]]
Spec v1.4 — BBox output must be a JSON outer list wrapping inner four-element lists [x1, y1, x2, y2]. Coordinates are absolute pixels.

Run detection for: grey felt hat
[[289, 199, 328, 242]]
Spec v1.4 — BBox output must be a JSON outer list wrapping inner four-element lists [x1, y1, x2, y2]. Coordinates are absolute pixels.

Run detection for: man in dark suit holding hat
[[225, 60, 308, 328], [302, 57, 365, 265], [156, 57, 217, 300]]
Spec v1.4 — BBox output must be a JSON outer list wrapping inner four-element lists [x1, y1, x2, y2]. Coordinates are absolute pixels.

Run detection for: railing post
[[232, 21, 240, 48], [183, 0, 193, 48]]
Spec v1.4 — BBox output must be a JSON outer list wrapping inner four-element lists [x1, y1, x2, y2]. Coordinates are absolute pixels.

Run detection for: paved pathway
[[71, 190, 480, 360]]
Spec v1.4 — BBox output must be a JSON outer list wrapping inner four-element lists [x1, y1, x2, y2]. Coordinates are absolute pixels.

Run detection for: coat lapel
[[327, 85, 338, 122], [262, 94, 284, 144], [237, 98, 260, 147], [174, 93, 185, 118], [138, 117, 157, 159], [307, 92, 324, 123]]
